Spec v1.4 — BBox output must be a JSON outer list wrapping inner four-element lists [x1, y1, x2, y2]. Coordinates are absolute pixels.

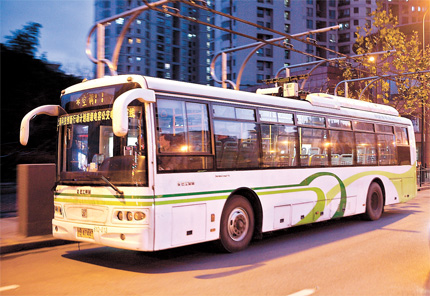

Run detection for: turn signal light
[[134, 212, 146, 221], [117, 211, 123, 221]]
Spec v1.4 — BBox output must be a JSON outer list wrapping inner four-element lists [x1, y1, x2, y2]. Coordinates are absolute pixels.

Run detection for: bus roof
[[64, 75, 403, 122], [141, 76, 400, 117]]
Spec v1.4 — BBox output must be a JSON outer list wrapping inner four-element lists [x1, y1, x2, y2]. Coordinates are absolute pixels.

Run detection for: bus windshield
[[58, 106, 147, 186]]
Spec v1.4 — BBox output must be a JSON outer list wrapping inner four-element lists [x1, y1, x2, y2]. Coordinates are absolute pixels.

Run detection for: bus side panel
[[151, 164, 416, 250], [152, 173, 225, 251]]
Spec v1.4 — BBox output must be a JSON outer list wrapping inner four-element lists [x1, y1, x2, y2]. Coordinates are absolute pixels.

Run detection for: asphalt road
[[1, 191, 429, 296]]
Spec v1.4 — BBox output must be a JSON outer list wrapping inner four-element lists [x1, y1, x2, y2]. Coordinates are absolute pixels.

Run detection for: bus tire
[[363, 182, 384, 221], [219, 195, 254, 253]]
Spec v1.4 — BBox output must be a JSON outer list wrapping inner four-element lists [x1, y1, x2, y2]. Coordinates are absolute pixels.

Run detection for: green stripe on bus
[[54, 167, 415, 211], [155, 189, 233, 199], [154, 194, 230, 205], [325, 166, 416, 204]]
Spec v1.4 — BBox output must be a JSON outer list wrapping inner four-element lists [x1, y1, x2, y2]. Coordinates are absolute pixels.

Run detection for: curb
[[0, 238, 76, 255]]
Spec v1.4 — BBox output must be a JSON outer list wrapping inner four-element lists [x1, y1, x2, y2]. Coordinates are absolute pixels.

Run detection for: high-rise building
[[383, 0, 429, 25], [95, 0, 427, 91], [94, 0, 211, 84], [210, 0, 379, 91]]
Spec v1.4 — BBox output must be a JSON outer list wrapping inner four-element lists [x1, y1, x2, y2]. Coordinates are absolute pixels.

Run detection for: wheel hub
[[228, 208, 249, 241]]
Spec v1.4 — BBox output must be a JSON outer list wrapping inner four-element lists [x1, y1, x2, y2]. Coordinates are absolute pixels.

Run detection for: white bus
[[20, 75, 416, 252]]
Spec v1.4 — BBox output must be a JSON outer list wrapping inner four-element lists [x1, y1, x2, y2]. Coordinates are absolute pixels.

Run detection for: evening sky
[[1, 0, 95, 77]]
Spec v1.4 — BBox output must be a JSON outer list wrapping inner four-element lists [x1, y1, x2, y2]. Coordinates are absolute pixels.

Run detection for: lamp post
[[421, 8, 428, 179], [368, 55, 377, 103]]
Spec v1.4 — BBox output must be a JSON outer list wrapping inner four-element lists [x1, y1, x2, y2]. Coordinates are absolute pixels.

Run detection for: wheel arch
[[370, 177, 386, 205], [228, 187, 263, 240]]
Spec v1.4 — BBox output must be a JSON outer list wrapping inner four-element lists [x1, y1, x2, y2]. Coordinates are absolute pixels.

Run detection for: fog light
[[117, 211, 123, 221], [126, 211, 133, 221], [120, 234, 126, 240], [134, 211, 145, 221]]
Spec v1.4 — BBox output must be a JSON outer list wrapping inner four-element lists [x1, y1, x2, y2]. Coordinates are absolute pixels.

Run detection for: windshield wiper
[[100, 175, 124, 196]]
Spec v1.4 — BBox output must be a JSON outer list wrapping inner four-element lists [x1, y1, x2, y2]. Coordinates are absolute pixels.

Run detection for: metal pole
[[334, 70, 430, 96], [344, 81, 348, 97], [222, 52, 227, 89], [421, 9, 428, 171], [96, 24, 105, 78]]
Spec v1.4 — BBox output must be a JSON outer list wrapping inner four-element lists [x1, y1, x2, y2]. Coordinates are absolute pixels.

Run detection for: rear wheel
[[363, 182, 384, 221], [219, 195, 254, 252]]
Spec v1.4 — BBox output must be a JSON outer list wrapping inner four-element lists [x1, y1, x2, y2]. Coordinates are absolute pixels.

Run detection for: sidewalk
[[1, 184, 429, 255], [0, 217, 75, 255]]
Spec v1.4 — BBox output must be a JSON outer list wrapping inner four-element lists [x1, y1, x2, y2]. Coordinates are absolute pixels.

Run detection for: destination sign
[[61, 83, 141, 112], [65, 87, 116, 111]]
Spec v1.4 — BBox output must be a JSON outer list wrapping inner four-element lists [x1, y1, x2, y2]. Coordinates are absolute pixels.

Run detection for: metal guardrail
[[417, 167, 430, 187]]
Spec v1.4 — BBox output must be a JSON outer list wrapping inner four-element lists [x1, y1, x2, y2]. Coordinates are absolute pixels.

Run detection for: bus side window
[[156, 98, 212, 172], [261, 124, 297, 168], [395, 127, 410, 165], [214, 122, 239, 169], [329, 130, 354, 166], [377, 134, 397, 165], [214, 121, 259, 169], [300, 128, 329, 167], [356, 132, 377, 165]]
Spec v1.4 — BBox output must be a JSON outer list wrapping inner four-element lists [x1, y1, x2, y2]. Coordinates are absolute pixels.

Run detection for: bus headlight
[[54, 204, 63, 218]]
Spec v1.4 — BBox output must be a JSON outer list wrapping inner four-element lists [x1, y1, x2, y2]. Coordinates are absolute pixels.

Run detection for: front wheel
[[219, 195, 254, 253], [363, 182, 384, 221]]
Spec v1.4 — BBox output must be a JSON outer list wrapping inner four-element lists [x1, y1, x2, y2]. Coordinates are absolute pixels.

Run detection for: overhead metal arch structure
[[272, 50, 396, 94], [210, 25, 341, 90], [334, 70, 430, 99]]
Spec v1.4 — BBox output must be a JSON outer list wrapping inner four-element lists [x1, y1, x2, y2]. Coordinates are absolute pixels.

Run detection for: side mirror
[[111, 88, 155, 137], [20, 105, 67, 146]]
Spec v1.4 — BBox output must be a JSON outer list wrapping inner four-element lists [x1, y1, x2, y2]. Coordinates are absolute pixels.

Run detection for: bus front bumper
[[52, 219, 154, 251]]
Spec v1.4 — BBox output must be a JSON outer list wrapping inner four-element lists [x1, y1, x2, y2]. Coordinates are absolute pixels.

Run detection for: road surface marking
[[287, 288, 317, 296], [0, 285, 20, 292]]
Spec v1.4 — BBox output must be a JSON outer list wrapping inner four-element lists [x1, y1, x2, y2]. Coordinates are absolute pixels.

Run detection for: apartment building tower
[[94, 0, 211, 84]]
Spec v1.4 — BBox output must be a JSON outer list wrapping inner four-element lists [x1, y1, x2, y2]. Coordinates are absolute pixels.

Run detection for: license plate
[[77, 227, 94, 239]]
